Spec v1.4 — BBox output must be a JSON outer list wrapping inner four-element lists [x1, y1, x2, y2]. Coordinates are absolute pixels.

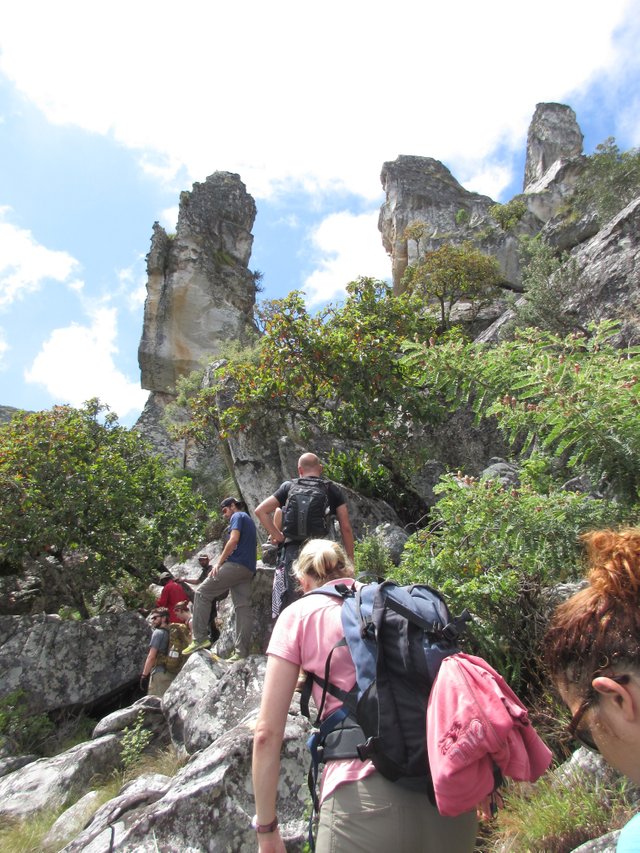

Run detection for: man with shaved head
[[256, 452, 354, 615]]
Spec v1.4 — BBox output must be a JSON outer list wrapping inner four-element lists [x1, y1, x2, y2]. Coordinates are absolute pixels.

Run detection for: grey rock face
[[373, 523, 409, 566], [63, 712, 309, 852], [563, 196, 640, 341], [42, 790, 104, 852], [378, 155, 499, 292], [91, 695, 166, 741], [0, 734, 122, 819], [524, 103, 584, 191], [138, 172, 257, 395], [0, 611, 150, 712]]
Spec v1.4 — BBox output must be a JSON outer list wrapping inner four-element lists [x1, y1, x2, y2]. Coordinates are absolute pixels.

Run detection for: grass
[[483, 771, 637, 852]]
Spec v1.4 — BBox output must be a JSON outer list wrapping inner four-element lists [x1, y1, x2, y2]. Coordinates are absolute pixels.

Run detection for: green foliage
[[0, 689, 54, 755], [573, 137, 640, 224], [177, 278, 439, 475], [0, 805, 70, 853], [120, 711, 153, 771], [353, 535, 395, 580], [0, 400, 209, 589], [454, 208, 470, 226], [511, 236, 588, 335], [489, 197, 527, 231], [393, 473, 624, 689], [400, 242, 503, 330], [324, 448, 394, 500], [491, 773, 635, 852], [402, 321, 640, 502]]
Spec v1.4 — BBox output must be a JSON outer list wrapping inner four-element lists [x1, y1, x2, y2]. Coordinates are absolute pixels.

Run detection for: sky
[[0, 1, 639, 426]]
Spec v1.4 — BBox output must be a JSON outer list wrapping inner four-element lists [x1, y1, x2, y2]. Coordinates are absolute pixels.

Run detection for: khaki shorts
[[316, 772, 477, 853]]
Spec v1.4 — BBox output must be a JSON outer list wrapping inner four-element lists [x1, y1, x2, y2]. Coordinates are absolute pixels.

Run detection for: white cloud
[[24, 306, 148, 418], [0, 209, 80, 307], [117, 262, 147, 311], [0, 0, 636, 201], [303, 211, 390, 306], [0, 329, 8, 368], [159, 207, 179, 232]]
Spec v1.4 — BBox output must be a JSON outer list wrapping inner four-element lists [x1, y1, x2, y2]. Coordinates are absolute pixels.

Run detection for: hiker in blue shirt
[[183, 497, 257, 661]]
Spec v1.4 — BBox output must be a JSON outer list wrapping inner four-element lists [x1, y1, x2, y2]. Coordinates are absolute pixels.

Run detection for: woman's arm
[[252, 654, 300, 852]]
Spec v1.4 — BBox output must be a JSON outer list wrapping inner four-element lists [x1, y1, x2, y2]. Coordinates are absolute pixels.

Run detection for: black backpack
[[282, 477, 330, 542], [301, 580, 471, 837]]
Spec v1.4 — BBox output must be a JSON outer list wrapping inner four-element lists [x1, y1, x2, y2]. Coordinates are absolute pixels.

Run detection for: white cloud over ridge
[[0, 209, 80, 308], [303, 211, 390, 306], [24, 306, 148, 419], [0, 0, 637, 203]]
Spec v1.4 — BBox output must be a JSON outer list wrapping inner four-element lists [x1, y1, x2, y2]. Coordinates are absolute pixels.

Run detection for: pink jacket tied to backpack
[[427, 652, 552, 816]]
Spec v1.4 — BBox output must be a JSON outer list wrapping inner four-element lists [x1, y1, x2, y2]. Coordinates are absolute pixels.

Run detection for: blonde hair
[[293, 539, 353, 586], [544, 528, 640, 689]]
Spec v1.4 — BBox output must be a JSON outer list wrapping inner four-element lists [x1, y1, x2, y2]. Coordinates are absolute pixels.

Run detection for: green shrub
[[455, 208, 470, 226], [392, 473, 624, 692], [489, 198, 527, 231], [0, 690, 54, 756], [120, 711, 153, 771], [572, 137, 640, 224], [325, 449, 394, 501], [354, 535, 395, 580]]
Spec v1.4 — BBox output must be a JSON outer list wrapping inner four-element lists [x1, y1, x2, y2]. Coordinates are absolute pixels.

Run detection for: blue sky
[[0, 0, 639, 426]]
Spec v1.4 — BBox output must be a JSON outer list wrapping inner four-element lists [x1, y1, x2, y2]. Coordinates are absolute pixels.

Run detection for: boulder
[[62, 712, 309, 852], [180, 656, 268, 754], [42, 790, 104, 852], [0, 734, 122, 819], [0, 611, 151, 713], [91, 695, 167, 743], [373, 523, 409, 566]]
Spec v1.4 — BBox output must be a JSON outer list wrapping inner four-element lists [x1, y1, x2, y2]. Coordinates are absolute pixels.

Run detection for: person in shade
[[183, 497, 257, 661], [251, 538, 478, 853], [139, 607, 173, 697], [543, 527, 640, 853]]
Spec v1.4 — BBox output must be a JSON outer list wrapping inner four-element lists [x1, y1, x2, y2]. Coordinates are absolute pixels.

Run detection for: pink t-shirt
[[267, 578, 376, 801]]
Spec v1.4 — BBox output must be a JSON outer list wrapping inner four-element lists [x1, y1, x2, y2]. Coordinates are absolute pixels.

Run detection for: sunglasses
[[567, 673, 631, 751]]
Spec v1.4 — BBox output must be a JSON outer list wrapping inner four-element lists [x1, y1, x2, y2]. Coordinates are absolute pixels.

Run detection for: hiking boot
[[226, 651, 247, 662], [182, 638, 211, 655]]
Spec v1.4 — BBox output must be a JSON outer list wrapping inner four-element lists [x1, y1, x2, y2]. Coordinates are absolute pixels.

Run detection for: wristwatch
[[251, 814, 279, 833]]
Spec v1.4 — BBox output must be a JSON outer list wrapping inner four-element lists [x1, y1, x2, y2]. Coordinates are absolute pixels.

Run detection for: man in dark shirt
[[255, 452, 354, 613], [183, 497, 257, 660]]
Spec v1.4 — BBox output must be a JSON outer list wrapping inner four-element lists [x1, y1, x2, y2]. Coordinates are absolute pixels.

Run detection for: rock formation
[[135, 172, 257, 475], [138, 172, 257, 394], [523, 102, 584, 191], [378, 103, 588, 297], [0, 611, 150, 712]]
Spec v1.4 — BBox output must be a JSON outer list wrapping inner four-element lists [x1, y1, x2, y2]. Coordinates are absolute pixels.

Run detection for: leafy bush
[[324, 448, 394, 501], [392, 473, 624, 690], [402, 321, 640, 503], [489, 198, 528, 231], [400, 242, 503, 331], [0, 689, 54, 755], [353, 535, 395, 580], [511, 236, 588, 336], [0, 400, 209, 603], [120, 711, 153, 771], [572, 137, 640, 224]]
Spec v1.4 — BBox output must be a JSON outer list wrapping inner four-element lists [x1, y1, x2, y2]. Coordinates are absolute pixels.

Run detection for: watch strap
[[251, 814, 278, 833]]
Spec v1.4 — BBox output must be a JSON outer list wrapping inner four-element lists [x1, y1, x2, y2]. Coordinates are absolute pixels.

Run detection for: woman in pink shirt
[[251, 539, 477, 853]]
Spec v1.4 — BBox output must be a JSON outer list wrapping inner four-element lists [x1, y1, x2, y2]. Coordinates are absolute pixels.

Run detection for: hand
[[257, 828, 285, 853], [209, 566, 219, 577], [139, 673, 150, 692]]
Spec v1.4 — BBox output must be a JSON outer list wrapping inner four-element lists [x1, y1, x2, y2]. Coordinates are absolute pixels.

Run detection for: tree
[[572, 137, 640, 224], [401, 320, 640, 502], [400, 242, 504, 330], [0, 400, 208, 610], [176, 278, 440, 490]]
